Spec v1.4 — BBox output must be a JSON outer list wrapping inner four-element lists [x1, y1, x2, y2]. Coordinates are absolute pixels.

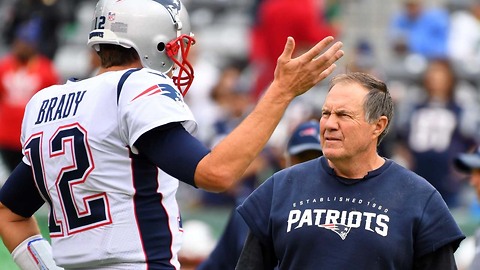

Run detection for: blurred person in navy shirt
[[394, 58, 478, 208]]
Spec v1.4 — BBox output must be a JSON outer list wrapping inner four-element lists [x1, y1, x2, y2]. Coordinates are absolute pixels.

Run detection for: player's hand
[[271, 36, 344, 101]]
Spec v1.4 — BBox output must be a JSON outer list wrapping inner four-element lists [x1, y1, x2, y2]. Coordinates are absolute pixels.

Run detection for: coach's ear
[[372, 116, 388, 139]]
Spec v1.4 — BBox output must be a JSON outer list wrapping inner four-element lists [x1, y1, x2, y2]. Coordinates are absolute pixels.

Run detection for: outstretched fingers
[[279, 36, 296, 61], [316, 48, 344, 81], [314, 40, 344, 66], [294, 37, 344, 82], [318, 63, 338, 82], [271, 36, 344, 99], [300, 36, 336, 62], [298, 39, 343, 82]]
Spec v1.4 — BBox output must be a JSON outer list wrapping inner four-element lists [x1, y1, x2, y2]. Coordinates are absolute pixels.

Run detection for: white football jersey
[[20, 68, 197, 269]]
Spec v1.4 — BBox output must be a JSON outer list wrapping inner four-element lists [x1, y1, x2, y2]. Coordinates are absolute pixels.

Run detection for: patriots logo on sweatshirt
[[319, 223, 352, 240]]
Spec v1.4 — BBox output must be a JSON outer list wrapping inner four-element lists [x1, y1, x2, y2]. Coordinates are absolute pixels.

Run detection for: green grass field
[[0, 213, 49, 270], [0, 243, 18, 270]]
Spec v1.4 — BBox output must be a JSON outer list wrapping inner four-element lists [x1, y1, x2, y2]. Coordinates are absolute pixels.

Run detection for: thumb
[[279, 37, 295, 61]]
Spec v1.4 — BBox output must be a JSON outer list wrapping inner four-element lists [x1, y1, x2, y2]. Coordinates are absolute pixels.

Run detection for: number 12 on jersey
[[24, 123, 112, 237]]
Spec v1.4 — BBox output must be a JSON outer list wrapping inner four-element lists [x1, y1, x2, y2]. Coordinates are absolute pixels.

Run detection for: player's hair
[[329, 72, 394, 145], [96, 44, 140, 68]]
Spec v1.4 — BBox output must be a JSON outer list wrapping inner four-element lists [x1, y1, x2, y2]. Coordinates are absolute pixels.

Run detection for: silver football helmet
[[87, 0, 195, 96]]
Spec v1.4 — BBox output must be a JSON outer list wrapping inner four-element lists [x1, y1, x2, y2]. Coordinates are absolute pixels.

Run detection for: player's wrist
[[12, 234, 64, 270], [262, 81, 296, 106]]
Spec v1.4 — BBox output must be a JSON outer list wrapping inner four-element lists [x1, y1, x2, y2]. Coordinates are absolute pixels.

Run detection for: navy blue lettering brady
[[35, 91, 86, 124]]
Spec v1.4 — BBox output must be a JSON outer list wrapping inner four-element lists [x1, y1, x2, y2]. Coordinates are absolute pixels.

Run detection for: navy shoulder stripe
[[117, 68, 141, 104]]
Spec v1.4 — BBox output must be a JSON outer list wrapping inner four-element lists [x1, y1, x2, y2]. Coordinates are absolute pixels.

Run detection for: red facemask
[[166, 34, 195, 96]]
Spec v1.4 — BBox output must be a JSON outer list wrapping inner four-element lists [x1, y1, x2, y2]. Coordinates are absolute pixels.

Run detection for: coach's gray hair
[[328, 72, 394, 145]]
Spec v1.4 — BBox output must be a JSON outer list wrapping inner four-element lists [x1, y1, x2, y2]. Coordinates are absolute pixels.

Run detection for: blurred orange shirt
[[0, 54, 59, 150]]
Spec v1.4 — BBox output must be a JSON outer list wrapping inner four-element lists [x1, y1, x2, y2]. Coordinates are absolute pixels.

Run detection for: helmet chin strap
[[166, 34, 195, 96], [174, 13, 183, 34]]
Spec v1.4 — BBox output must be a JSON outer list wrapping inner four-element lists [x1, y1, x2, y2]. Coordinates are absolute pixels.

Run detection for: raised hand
[[271, 36, 344, 101]]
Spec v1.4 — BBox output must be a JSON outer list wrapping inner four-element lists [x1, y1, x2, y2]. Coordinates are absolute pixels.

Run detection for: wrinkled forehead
[[324, 82, 368, 108]]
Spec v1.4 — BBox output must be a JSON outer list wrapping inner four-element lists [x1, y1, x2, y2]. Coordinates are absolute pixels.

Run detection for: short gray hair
[[328, 72, 394, 145]]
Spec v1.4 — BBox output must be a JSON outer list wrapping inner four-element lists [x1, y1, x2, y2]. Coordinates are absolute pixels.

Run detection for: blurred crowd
[[1, 0, 480, 268]]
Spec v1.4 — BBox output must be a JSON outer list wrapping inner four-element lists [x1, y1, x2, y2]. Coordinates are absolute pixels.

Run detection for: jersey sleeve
[[134, 123, 210, 187], [237, 177, 275, 245], [0, 162, 45, 217], [117, 70, 197, 151], [414, 190, 465, 257]]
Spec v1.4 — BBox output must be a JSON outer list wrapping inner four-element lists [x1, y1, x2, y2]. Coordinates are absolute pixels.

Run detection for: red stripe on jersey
[[131, 85, 159, 102]]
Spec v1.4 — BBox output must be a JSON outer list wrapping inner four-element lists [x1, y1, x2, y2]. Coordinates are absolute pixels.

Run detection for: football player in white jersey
[[0, 0, 343, 269]]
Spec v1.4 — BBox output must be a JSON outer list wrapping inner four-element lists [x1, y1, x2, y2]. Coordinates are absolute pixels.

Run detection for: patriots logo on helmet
[[319, 223, 352, 240], [153, 0, 182, 21], [131, 84, 182, 103]]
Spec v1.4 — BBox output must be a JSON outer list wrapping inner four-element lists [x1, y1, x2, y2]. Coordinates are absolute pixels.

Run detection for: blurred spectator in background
[[249, 0, 337, 101], [208, 59, 252, 150], [394, 58, 478, 208], [2, 0, 75, 60], [0, 18, 59, 172], [388, 0, 449, 59], [183, 44, 221, 144], [454, 145, 480, 270], [346, 39, 385, 80], [448, 0, 480, 72], [347, 40, 376, 74], [200, 57, 279, 207], [284, 120, 322, 167], [194, 120, 323, 270]]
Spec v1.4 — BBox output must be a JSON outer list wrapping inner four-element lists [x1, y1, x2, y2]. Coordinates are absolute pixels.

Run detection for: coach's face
[[320, 82, 379, 163]]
